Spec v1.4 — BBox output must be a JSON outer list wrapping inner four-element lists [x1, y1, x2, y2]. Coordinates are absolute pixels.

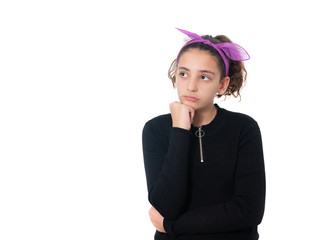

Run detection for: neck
[[192, 104, 217, 127]]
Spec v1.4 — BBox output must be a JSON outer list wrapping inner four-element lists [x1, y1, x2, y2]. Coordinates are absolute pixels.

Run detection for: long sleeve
[[164, 121, 266, 236], [142, 119, 191, 219]]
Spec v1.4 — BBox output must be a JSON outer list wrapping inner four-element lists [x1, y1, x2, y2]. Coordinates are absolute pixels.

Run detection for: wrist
[[172, 123, 190, 130]]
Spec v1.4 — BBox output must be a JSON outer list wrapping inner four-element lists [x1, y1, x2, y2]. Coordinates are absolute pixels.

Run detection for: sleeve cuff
[[171, 126, 191, 133], [163, 218, 176, 236]]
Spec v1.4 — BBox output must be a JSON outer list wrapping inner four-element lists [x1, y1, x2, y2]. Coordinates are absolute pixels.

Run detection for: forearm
[[164, 173, 265, 236], [143, 125, 191, 219]]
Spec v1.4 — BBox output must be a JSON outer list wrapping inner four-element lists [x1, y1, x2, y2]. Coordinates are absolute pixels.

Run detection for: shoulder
[[218, 107, 263, 145], [220, 106, 260, 131], [144, 113, 172, 130], [142, 113, 172, 151], [142, 113, 172, 138]]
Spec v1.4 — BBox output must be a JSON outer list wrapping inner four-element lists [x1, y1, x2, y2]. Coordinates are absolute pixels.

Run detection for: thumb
[[189, 108, 195, 124]]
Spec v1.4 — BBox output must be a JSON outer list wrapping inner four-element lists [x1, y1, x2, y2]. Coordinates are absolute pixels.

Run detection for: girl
[[142, 28, 266, 240]]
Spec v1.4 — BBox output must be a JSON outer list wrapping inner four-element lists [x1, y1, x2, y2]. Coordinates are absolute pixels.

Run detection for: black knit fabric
[[142, 104, 266, 240]]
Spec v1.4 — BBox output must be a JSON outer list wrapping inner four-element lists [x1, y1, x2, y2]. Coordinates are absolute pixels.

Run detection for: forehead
[[178, 49, 219, 71]]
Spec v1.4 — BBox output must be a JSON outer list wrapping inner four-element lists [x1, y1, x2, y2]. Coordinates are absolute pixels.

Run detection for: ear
[[218, 76, 230, 95]]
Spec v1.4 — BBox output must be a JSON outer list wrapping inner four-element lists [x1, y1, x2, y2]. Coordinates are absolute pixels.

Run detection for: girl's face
[[175, 48, 230, 112]]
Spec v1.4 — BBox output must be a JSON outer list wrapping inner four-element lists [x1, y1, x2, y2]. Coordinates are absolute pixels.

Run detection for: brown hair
[[168, 34, 247, 99]]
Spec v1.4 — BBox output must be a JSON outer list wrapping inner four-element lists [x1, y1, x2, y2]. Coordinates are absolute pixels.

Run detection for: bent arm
[[164, 122, 266, 236], [142, 121, 191, 220]]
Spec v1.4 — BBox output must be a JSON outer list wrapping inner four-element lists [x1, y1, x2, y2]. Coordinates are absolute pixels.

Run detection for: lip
[[184, 95, 199, 102]]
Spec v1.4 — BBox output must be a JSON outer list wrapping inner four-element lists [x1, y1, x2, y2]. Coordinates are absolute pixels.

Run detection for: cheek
[[175, 79, 185, 91], [201, 85, 218, 98]]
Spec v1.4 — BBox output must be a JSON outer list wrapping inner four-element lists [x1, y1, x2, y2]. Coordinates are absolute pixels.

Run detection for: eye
[[201, 75, 210, 81], [179, 72, 187, 78]]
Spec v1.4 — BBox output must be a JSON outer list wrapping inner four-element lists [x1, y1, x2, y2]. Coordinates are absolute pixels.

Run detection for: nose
[[187, 77, 198, 92]]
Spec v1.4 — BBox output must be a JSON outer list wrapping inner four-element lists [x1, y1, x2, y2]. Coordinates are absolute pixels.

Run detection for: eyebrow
[[177, 66, 216, 75]]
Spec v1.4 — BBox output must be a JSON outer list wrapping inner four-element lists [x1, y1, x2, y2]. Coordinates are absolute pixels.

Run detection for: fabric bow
[[176, 28, 250, 77]]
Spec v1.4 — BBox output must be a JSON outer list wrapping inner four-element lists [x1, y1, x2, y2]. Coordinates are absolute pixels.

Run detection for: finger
[[187, 105, 195, 115], [169, 101, 180, 111], [190, 109, 195, 123]]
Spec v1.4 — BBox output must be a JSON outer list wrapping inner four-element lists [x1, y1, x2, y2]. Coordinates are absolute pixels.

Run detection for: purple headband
[[176, 28, 250, 77]]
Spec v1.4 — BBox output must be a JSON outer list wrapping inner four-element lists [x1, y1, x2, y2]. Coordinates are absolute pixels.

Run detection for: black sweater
[[142, 104, 266, 240]]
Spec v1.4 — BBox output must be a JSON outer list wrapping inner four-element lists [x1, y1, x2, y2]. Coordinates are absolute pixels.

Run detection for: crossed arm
[[142, 119, 265, 237]]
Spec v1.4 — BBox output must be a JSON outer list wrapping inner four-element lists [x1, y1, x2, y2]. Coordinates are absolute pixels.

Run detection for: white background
[[1, 0, 319, 239]]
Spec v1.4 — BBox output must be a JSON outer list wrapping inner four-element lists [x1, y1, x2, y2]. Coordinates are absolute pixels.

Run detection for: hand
[[170, 101, 195, 130], [149, 206, 166, 233]]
